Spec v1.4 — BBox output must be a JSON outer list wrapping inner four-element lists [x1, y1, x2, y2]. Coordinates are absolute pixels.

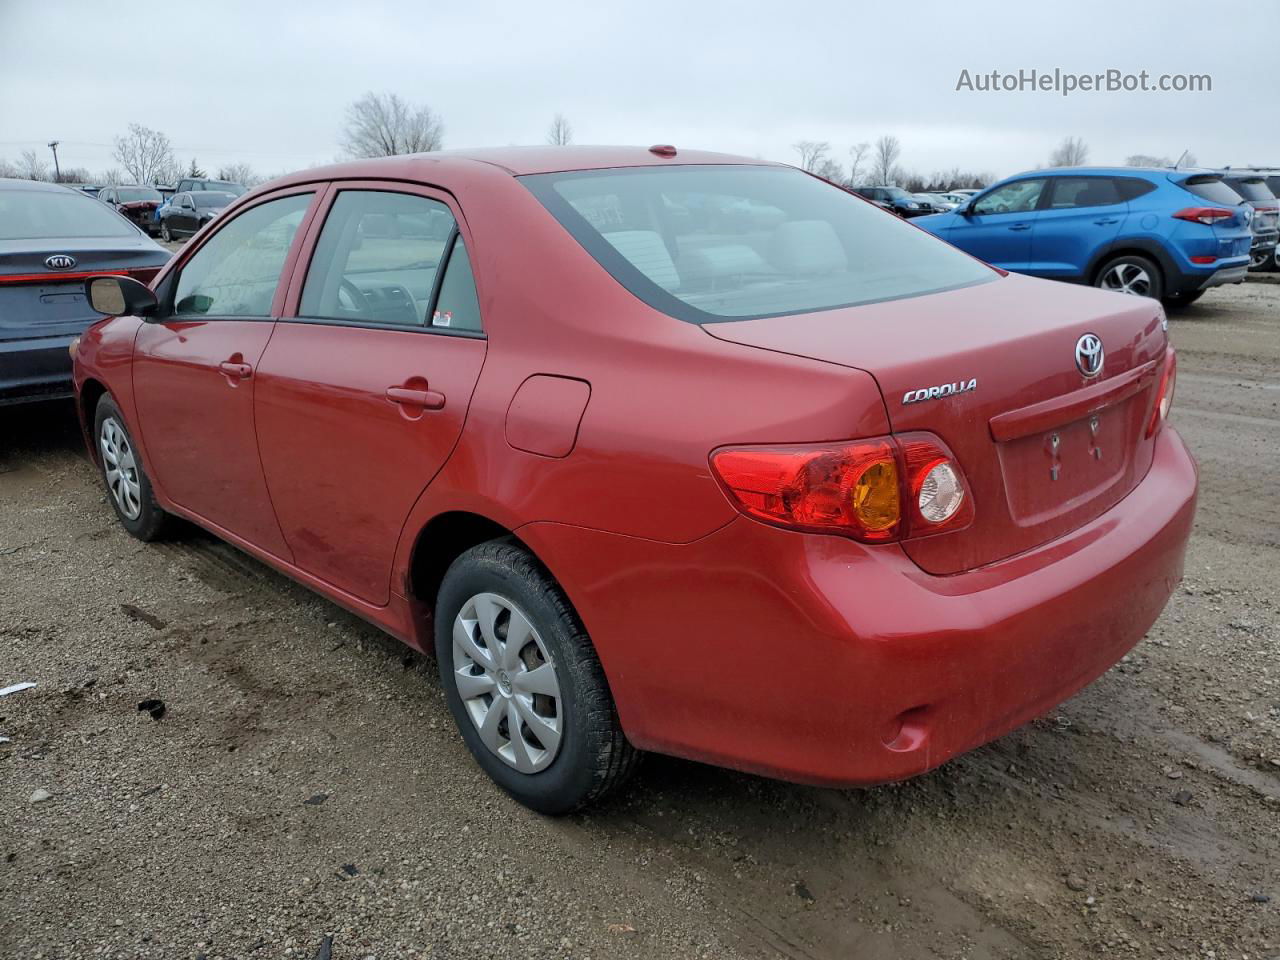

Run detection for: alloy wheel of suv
[[1096, 254, 1163, 300]]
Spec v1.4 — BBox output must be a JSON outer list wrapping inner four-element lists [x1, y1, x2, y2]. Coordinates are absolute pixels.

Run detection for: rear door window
[[430, 236, 483, 332], [1046, 177, 1124, 208], [299, 190, 457, 328], [172, 192, 312, 317], [524, 165, 993, 324]]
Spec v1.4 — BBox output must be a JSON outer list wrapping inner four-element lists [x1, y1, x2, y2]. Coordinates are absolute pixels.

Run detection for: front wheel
[[94, 395, 171, 541], [434, 539, 639, 814], [1095, 254, 1163, 300]]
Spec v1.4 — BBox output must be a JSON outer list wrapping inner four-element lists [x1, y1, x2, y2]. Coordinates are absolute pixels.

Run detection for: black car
[[97, 185, 164, 237], [158, 191, 235, 241], [1218, 171, 1279, 271], [851, 185, 929, 217], [0, 179, 169, 405]]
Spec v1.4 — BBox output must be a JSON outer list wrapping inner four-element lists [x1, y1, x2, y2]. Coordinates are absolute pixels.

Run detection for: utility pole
[[47, 140, 61, 182]]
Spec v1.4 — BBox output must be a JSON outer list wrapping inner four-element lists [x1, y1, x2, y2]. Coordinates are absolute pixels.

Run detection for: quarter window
[[299, 191, 458, 328], [172, 192, 311, 318], [973, 179, 1046, 215], [431, 236, 483, 332]]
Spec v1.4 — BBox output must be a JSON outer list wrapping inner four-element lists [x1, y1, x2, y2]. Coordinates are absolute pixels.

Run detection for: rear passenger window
[[1116, 178, 1156, 201], [431, 236, 483, 332], [300, 191, 456, 328], [1047, 177, 1123, 208], [172, 193, 311, 318]]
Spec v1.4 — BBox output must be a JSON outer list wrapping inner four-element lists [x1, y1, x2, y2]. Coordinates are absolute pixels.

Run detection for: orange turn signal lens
[[851, 459, 900, 532]]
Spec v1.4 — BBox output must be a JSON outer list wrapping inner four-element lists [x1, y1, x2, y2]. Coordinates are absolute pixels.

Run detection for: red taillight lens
[[1146, 348, 1177, 438], [1172, 206, 1236, 225], [710, 433, 972, 543]]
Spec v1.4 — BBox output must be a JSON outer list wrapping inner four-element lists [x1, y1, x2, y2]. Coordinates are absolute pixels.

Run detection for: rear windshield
[[1179, 176, 1244, 206], [524, 165, 994, 323], [193, 192, 232, 207], [201, 181, 247, 196], [116, 187, 162, 203], [0, 188, 137, 240], [1223, 177, 1276, 202]]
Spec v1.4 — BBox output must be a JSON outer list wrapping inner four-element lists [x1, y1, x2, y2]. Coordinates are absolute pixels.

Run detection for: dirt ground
[[1, 279, 1277, 960]]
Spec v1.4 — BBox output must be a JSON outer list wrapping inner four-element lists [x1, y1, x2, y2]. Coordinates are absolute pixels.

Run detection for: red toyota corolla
[[72, 146, 1196, 814]]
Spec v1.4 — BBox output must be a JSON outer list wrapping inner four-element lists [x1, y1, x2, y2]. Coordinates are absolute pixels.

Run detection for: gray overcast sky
[[1, 0, 1275, 181]]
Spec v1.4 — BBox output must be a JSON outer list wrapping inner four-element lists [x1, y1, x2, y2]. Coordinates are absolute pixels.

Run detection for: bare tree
[[98, 168, 125, 185], [341, 92, 444, 158], [871, 135, 901, 185], [813, 157, 845, 185], [217, 162, 259, 186], [1048, 136, 1089, 167], [0, 158, 19, 178], [546, 113, 572, 146], [113, 124, 175, 185], [186, 158, 207, 178], [847, 142, 870, 186], [57, 166, 92, 184], [18, 149, 50, 180], [792, 140, 830, 173]]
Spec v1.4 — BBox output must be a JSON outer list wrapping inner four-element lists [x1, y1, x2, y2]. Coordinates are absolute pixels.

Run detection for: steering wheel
[[337, 278, 370, 313]]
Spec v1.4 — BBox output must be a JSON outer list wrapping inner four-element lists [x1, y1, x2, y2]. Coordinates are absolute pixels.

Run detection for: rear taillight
[[1146, 349, 1177, 438], [1172, 206, 1236, 225], [710, 433, 973, 543]]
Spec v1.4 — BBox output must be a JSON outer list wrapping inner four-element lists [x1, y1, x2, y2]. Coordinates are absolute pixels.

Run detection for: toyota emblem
[[1075, 333, 1104, 378], [45, 254, 77, 270]]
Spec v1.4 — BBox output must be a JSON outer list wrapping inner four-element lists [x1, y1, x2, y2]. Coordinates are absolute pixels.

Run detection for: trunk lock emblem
[[1048, 432, 1061, 480], [1089, 416, 1103, 460], [1075, 334, 1104, 378]]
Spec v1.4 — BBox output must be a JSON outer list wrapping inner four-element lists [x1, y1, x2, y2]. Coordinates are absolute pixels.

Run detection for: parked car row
[[76, 177, 247, 239]]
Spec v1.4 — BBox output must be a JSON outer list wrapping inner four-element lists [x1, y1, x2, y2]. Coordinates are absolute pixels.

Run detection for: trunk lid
[[0, 237, 169, 341], [703, 273, 1168, 573]]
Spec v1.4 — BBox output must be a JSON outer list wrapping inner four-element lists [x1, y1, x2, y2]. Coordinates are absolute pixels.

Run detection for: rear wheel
[[434, 539, 639, 814], [160, 221, 171, 243], [94, 395, 171, 541], [1095, 254, 1162, 300]]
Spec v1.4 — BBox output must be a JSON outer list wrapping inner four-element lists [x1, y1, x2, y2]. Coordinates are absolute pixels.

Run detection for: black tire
[[434, 539, 639, 814], [93, 395, 171, 542], [1163, 289, 1205, 309], [1094, 254, 1164, 301], [160, 221, 171, 243]]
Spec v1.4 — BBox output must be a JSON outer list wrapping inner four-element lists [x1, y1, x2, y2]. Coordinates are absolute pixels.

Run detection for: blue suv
[[915, 167, 1253, 307]]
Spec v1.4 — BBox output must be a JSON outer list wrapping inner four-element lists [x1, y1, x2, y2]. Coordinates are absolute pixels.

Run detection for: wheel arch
[[1086, 239, 1176, 288], [78, 377, 108, 464]]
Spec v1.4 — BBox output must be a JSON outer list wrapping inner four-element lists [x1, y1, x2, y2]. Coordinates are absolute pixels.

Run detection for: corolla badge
[[1075, 333, 1105, 378], [45, 254, 76, 270], [902, 378, 977, 404]]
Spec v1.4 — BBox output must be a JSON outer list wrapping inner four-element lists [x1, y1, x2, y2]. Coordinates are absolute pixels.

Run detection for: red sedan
[[72, 146, 1196, 813]]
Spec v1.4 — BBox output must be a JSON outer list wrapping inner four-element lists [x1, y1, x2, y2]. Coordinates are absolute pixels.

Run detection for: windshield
[[523, 165, 994, 323], [194, 192, 232, 208], [0, 188, 137, 240], [116, 187, 162, 203]]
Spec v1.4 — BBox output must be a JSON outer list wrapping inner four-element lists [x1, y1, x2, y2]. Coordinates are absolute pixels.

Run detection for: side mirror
[[959, 203, 976, 217], [85, 275, 159, 318]]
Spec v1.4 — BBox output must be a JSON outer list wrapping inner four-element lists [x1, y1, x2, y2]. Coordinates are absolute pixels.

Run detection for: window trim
[[153, 185, 322, 323], [280, 181, 486, 339], [969, 176, 1051, 217], [1042, 175, 1128, 211]]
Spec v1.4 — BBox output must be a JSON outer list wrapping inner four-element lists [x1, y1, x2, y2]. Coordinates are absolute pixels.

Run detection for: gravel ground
[[1, 278, 1277, 960]]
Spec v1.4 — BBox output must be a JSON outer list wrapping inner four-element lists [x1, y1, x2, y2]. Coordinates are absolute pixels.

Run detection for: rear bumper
[[1195, 264, 1250, 290], [521, 426, 1197, 787], [0, 333, 76, 405]]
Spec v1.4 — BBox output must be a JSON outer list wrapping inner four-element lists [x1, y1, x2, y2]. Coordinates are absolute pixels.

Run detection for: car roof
[[269, 145, 774, 189], [0, 177, 84, 193]]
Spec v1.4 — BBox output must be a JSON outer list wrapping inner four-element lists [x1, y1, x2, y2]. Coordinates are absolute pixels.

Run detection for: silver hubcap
[[1099, 262, 1152, 296], [452, 592, 562, 774], [99, 417, 142, 520]]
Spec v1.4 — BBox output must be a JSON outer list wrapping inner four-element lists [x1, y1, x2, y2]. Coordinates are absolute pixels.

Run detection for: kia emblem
[[1075, 333, 1104, 378], [45, 254, 77, 270]]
